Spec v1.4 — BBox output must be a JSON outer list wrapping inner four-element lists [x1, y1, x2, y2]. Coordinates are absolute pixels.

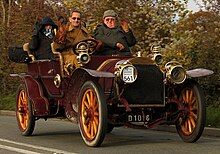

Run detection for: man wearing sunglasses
[[93, 10, 136, 56], [54, 10, 91, 48], [53, 9, 91, 75]]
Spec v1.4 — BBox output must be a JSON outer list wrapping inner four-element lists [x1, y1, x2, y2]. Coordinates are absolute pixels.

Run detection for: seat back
[[51, 42, 64, 76], [51, 43, 62, 59], [23, 43, 35, 61]]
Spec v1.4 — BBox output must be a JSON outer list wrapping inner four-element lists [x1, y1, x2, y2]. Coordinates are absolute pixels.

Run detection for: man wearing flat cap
[[93, 10, 136, 56]]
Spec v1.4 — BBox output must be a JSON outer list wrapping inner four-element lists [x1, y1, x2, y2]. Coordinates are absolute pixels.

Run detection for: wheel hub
[[84, 108, 94, 118], [18, 106, 26, 113]]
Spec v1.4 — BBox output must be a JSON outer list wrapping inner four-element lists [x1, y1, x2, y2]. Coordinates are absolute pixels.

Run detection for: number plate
[[127, 114, 150, 122], [123, 67, 135, 83]]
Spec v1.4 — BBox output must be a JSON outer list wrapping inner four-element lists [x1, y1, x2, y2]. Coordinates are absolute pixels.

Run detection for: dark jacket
[[93, 24, 136, 56], [29, 16, 58, 60]]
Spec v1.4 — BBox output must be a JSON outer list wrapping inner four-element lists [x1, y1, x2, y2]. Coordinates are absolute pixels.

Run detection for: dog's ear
[[54, 21, 68, 44]]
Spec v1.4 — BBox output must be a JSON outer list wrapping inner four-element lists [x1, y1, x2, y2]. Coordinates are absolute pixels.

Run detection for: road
[[0, 115, 220, 154]]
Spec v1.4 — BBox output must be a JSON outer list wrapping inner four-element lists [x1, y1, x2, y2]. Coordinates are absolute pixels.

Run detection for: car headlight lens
[[165, 62, 186, 84], [77, 52, 90, 64], [115, 61, 137, 84], [153, 53, 163, 65]]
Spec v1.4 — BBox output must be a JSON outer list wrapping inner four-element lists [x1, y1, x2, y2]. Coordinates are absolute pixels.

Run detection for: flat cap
[[103, 10, 117, 18]]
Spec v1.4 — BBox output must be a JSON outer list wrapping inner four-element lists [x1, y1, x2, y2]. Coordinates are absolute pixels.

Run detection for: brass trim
[[97, 58, 119, 71], [51, 43, 64, 77]]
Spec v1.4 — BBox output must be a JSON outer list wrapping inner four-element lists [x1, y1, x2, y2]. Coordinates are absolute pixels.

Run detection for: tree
[[202, 0, 220, 14], [0, 0, 66, 96], [63, 0, 188, 53], [164, 10, 220, 106]]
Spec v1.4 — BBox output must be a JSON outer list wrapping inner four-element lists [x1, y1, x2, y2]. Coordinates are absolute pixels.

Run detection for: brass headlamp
[[75, 42, 90, 65], [165, 61, 186, 84], [149, 45, 163, 65]]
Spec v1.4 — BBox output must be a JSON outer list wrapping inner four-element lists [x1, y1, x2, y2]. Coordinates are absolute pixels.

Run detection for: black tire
[[175, 80, 206, 142], [78, 80, 107, 147], [106, 123, 114, 133], [16, 84, 35, 136]]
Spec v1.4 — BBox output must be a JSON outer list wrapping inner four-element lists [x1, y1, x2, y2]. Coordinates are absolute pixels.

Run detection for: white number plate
[[123, 67, 135, 83]]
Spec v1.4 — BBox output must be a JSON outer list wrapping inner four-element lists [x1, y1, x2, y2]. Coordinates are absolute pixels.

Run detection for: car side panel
[[23, 75, 50, 116], [27, 60, 62, 97]]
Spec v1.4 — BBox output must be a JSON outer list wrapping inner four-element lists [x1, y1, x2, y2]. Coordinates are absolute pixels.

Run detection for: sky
[[187, 0, 203, 12]]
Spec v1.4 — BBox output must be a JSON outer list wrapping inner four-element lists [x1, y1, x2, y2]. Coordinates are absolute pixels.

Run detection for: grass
[[0, 94, 16, 111], [1, 94, 220, 128], [206, 105, 220, 128]]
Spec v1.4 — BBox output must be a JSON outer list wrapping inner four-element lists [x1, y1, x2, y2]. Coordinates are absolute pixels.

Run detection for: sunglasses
[[105, 18, 116, 22], [72, 17, 81, 20]]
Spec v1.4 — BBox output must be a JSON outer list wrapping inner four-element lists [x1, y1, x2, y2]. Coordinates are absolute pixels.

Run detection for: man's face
[[45, 25, 52, 30], [104, 16, 116, 29], [69, 12, 81, 27]]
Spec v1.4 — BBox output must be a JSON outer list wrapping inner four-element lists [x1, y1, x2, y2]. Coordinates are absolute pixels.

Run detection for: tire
[[106, 123, 114, 133], [78, 80, 107, 147], [175, 80, 206, 143], [16, 84, 35, 136]]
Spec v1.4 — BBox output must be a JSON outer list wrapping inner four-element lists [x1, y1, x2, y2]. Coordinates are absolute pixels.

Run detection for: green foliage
[[0, 93, 16, 111], [163, 10, 220, 107], [206, 105, 220, 127]]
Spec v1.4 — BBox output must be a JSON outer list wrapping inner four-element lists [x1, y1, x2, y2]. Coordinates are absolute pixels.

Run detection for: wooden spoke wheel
[[16, 84, 35, 136], [78, 81, 107, 147], [176, 80, 206, 142]]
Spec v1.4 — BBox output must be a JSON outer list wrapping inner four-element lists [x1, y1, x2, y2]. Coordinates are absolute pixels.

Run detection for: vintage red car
[[10, 39, 213, 147]]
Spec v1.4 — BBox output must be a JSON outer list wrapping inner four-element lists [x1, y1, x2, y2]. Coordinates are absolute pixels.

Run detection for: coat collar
[[68, 23, 89, 34]]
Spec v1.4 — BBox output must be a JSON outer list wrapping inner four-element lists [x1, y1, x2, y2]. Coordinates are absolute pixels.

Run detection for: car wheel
[[176, 81, 206, 142], [106, 123, 114, 133], [78, 80, 107, 147], [16, 84, 35, 136]]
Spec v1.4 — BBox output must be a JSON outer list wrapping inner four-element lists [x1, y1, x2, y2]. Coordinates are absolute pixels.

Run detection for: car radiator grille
[[122, 64, 164, 106]]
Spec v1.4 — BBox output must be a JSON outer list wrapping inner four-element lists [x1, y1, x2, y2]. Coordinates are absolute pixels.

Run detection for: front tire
[[16, 84, 35, 136], [106, 123, 114, 133], [176, 80, 206, 142], [78, 80, 107, 147]]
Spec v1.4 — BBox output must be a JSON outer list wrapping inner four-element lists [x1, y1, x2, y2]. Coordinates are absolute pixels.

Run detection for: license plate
[[127, 114, 150, 122]]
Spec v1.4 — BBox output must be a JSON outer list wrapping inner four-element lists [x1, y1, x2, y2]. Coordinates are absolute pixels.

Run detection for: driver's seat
[[51, 42, 64, 76]]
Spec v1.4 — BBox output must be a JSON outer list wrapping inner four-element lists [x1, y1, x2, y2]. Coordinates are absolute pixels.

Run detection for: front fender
[[77, 68, 115, 78], [67, 68, 114, 93], [186, 68, 214, 78], [68, 67, 115, 87], [66, 68, 114, 106]]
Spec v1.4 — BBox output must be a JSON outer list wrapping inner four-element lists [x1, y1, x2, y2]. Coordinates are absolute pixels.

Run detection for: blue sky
[[187, 0, 203, 12]]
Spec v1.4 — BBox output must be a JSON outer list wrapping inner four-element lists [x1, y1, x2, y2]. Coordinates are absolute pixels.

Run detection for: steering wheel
[[74, 39, 98, 55]]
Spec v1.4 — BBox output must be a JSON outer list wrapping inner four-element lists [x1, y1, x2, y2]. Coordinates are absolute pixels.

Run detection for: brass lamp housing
[[115, 60, 138, 84], [54, 74, 61, 88], [165, 61, 186, 84], [77, 52, 90, 65]]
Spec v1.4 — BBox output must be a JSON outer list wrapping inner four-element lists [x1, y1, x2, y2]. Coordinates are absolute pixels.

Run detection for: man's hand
[[96, 40, 103, 51], [116, 42, 125, 51], [120, 18, 129, 32], [32, 22, 40, 36]]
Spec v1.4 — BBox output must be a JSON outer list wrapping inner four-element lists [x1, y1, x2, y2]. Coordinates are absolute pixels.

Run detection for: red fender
[[22, 75, 50, 116]]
